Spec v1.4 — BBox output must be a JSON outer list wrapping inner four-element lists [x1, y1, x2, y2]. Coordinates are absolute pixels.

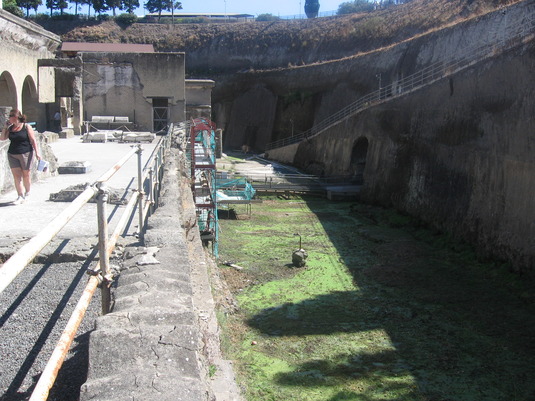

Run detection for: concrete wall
[[81, 52, 186, 132], [186, 79, 215, 120], [0, 9, 60, 131]]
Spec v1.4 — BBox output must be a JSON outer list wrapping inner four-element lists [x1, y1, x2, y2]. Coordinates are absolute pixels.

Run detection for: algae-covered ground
[[217, 196, 535, 401]]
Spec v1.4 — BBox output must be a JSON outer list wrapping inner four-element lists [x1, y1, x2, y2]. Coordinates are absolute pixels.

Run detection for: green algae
[[218, 196, 535, 401]]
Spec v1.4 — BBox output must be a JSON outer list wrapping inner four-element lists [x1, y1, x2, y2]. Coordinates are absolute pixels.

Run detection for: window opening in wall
[[152, 98, 169, 133]]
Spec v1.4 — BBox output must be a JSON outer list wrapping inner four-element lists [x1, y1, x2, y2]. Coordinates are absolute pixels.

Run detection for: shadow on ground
[[244, 197, 535, 400]]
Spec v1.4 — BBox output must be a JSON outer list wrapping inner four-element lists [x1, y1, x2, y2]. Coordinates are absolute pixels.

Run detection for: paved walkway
[[0, 136, 158, 240]]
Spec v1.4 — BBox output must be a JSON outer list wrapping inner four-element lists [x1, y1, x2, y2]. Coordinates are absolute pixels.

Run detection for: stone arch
[[349, 137, 369, 184], [22, 75, 41, 126], [0, 71, 18, 110]]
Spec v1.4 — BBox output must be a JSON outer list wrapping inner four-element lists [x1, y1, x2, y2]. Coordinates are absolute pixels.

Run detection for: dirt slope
[[39, 0, 519, 69]]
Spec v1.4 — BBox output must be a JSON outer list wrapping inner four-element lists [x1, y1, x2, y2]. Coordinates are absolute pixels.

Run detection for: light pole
[[224, 0, 227, 22]]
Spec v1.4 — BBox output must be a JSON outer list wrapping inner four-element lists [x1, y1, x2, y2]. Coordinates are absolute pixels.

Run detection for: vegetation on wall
[[256, 13, 281, 21], [337, 0, 376, 15]]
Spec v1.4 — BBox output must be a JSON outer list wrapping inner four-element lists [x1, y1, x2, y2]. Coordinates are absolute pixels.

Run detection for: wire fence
[[266, 12, 535, 150]]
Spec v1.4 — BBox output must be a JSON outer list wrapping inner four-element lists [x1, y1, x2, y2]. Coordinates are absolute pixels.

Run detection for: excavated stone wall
[[274, 32, 535, 272], [212, 1, 535, 271], [213, 1, 534, 152]]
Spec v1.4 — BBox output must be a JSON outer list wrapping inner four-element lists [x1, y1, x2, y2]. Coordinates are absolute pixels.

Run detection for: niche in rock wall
[[350, 137, 369, 184], [272, 91, 316, 143], [225, 85, 277, 152]]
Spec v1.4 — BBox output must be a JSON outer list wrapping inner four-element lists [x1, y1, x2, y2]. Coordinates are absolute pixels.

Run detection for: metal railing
[[221, 171, 359, 195], [0, 132, 172, 400], [266, 12, 535, 150]]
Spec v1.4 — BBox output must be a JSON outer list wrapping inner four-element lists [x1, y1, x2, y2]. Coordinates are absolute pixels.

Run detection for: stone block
[[58, 161, 92, 174], [91, 115, 114, 123], [59, 128, 74, 138], [122, 132, 155, 143], [42, 131, 59, 143], [85, 131, 108, 143]]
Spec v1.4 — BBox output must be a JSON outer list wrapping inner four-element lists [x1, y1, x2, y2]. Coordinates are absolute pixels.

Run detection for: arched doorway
[[0, 71, 18, 110], [349, 137, 368, 184], [22, 75, 42, 128]]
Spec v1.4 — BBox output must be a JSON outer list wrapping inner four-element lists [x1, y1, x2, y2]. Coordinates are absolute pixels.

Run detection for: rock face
[[265, 3, 535, 272]]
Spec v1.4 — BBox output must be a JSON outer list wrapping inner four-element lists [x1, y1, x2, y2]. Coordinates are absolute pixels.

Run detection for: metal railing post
[[96, 182, 112, 315], [148, 167, 154, 215], [136, 145, 145, 240]]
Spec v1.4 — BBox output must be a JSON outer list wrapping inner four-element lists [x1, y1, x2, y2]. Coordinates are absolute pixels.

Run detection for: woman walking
[[1, 109, 41, 204]]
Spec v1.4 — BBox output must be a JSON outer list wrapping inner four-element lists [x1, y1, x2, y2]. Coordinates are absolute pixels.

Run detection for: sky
[[39, 0, 345, 18], [166, 0, 343, 17]]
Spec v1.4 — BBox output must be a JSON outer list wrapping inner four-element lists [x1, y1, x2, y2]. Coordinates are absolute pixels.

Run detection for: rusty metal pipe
[[0, 186, 97, 294], [29, 191, 137, 401], [96, 147, 137, 183], [28, 275, 99, 401], [96, 183, 111, 315]]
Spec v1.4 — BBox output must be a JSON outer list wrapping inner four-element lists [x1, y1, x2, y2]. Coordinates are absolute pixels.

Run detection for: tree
[[105, 0, 122, 16], [145, 0, 165, 20], [168, 0, 182, 23], [79, 0, 92, 16], [122, 0, 139, 14], [44, 0, 68, 15], [91, 0, 108, 14], [45, 0, 55, 15], [256, 13, 280, 21], [4, 0, 24, 16], [56, 0, 68, 14], [304, 0, 319, 19], [337, 0, 375, 15], [17, 0, 42, 17], [145, 0, 181, 22]]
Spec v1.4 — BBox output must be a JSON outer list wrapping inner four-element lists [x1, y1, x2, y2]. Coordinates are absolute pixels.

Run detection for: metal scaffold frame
[[187, 118, 219, 257]]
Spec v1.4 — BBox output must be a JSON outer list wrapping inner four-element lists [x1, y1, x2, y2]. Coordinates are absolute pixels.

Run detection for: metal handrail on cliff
[[265, 12, 535, 151]]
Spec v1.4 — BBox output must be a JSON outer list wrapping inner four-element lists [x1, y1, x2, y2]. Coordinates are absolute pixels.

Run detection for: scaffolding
[[187, 118, 219, 257], [216, 177, 256, 201]]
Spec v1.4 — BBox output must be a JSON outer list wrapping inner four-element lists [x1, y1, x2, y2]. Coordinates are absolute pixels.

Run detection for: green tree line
[[5, 0, 182, 18]]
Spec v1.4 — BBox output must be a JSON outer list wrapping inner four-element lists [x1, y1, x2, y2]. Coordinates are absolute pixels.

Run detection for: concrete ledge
[[81, 374, 204, 401], [80, 146, 215, 401]]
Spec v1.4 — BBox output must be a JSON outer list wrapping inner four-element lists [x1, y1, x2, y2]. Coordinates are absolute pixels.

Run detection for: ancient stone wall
[[213, 1, 535, 271], [213, 1, 534, 154], [81, 52, 186, 132], [285, 39, 535, 271], [0, 9, 60, 130]]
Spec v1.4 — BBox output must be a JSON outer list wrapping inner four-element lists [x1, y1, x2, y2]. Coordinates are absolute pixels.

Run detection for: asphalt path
[[0, 135, 158, 400]]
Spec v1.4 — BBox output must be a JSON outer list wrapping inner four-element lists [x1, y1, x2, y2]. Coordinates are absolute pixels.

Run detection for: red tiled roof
[[61, 42, 155, 53]]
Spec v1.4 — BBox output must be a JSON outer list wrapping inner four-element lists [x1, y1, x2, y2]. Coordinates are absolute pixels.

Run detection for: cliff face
[[264, 1, 535, 272], [49, 0, 514, 72]]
